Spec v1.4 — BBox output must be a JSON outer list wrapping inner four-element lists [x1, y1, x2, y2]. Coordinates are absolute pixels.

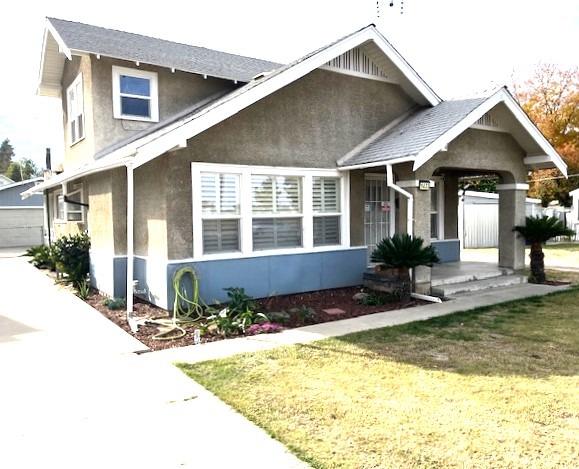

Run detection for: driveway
[[0, 256, 306, 469]]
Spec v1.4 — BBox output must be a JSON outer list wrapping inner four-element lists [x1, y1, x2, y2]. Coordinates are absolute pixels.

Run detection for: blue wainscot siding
[[431, 239, 460, 263], [167, 247, 368, 307]]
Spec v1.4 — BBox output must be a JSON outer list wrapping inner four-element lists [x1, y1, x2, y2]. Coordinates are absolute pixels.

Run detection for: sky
[[0, 0, 577, 168]]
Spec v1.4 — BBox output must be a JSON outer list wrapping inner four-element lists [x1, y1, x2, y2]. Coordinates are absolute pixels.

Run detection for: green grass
[[179, 288, 579, 469]]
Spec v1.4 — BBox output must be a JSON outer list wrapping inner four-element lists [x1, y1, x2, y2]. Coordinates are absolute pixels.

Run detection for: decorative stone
[[352, 292, 370, 303], [322, 308, 346, 317]]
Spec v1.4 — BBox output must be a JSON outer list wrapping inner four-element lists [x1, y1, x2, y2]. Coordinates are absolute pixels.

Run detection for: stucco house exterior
[[25, 18, 566, 311]]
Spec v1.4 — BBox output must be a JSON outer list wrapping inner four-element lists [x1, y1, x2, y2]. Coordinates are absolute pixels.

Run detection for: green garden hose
[[150, 267, 206, 341]]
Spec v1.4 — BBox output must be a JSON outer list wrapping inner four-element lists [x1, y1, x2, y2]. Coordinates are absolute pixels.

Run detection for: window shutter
[[219, 174, 239, 214], [313, 177, 340, 213], [313, 216, 340, 246], [252, 218, 302, 250], [252, 175, 274, 213], [201, 173, 218, 213], [203, 219, 240, 254], [275, 176, 301, 213]]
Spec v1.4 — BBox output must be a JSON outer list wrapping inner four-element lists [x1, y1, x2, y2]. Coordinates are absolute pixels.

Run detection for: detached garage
[[0, 178, 44, 248]]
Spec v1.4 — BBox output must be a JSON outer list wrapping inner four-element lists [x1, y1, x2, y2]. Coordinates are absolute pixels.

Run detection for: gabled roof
[[0, 174, 14, 186], [338, 87, 567, 176], [38, 17, 281, 95]]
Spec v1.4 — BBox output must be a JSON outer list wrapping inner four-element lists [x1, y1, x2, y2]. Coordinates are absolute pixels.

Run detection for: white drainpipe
[[125, 163, 135, 331], [385, 165, 441, 303], [386, 164, 413, 236]]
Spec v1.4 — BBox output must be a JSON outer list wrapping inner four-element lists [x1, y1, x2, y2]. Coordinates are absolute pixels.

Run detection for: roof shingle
[[338, 98, 486, 167], [48, 17, 281, 83]]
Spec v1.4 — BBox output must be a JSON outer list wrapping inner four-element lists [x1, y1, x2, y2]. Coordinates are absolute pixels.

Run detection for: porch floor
[[431, 261, 512, 287]]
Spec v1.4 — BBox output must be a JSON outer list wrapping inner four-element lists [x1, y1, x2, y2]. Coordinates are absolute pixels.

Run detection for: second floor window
[[67, 74, 84, 145], [112, 66, 159, 122]]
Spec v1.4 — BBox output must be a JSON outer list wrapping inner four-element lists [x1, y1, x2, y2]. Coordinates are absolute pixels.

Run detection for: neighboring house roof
[[38, 17, 281, 96], [0, 174, 14, 186], [2, 178, 44, 206], [338, 87, 567, 175], [0, 177, 43, 192]]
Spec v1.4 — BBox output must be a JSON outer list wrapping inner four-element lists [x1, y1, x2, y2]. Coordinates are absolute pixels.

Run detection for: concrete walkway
[[147, 281, 569, 365], [0, 257, 306, 469]]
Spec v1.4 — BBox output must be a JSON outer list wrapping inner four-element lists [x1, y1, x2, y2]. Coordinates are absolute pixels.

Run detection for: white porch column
[[497, 183, 528, 270]]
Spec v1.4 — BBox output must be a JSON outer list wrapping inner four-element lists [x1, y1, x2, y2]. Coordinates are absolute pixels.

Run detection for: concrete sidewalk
[[147, 282, 569, 365], [0, 257, 306, 469]]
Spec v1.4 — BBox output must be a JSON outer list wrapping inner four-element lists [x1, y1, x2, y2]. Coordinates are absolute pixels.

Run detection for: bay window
[[191, 164, 348, 259]]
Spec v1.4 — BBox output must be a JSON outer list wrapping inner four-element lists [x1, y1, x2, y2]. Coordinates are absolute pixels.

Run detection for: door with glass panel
[[364, 175, 393, 259]]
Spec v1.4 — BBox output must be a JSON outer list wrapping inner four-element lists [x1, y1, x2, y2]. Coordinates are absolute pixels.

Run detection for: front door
[[364, 175, 394, 259]]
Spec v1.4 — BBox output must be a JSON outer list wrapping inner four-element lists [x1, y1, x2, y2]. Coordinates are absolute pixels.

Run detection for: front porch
[[430, 260, 527, 297]]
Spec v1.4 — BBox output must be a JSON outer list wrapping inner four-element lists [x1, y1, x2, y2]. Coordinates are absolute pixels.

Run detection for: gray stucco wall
[[62, 55, 96, 170], [89, 56, 236, 157], [160, 69, 414, 258], [0, 181, 43, 207]]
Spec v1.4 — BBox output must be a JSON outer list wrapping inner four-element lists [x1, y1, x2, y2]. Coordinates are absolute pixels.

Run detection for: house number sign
[[418, 180, 431, 191]]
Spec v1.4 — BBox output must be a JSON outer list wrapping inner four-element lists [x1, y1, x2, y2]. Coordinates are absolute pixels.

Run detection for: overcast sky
[[1, 0, 577, 168]]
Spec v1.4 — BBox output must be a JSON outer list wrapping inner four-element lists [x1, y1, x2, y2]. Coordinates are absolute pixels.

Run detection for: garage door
[[0, 208, 44, 248]]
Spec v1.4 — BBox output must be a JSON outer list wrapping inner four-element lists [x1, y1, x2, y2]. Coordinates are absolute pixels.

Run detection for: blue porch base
[[431, 239, 460, 263], [95, 247, 368, 310]]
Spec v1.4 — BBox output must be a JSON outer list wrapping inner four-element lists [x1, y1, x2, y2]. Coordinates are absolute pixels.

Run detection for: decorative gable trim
[[321, 47, 393, 83]]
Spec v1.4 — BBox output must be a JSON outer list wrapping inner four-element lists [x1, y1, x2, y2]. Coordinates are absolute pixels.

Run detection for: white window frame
[[200, 171, 242, 254], [312, 176, 343, 247], [430, 178, 445, 241], [112, 66, 159, 122], [191, 163, 350, 261], [67, 73, 84, 146], [53, 189, 65, 223], [66, 185, 85, 223]]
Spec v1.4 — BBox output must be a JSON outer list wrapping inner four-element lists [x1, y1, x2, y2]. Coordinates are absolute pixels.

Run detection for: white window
[[191, 164, 349, 260], [200, 172, 241, 254], [112, 66, 159, 122], [67, 74, 84, 145], [54, 190, 65, 221], [430, 181, 445, 240], [313, 177, 341, 246], [66, 188, 84, 222], [251, 175, 302, 250]]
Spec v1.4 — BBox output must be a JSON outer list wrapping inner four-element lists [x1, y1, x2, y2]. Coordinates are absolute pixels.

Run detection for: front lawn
[[463, 243, 579, 268], [179, 288, 579, 468]]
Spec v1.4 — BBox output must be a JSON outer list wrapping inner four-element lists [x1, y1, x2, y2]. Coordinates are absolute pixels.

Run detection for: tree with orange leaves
[[514, 64, 579, 206]]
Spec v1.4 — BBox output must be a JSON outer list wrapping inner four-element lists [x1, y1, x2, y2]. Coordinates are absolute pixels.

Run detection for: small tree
[[371, 234, 440, 301], [514, 216, 573, 283], [51, 232, 91, 288], [0, 139, 14, 174]]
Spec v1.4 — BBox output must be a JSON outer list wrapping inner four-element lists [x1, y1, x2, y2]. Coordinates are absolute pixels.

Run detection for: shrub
[[223, 287, 257, 315], [102, 297, 126, 310], [205, 287, 267, 336], [76, 279, 91, 300], [25, 245, 55, 270], [51, 232, 91, 288]]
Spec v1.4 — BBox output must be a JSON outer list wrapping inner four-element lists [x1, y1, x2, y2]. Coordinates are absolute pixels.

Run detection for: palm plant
[[514, 215, 573, 283], [371, 234, 440, 301]]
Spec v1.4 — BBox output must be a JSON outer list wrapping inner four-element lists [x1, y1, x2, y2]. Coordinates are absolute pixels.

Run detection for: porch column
[[408, 186, 432, 292], [497, 184, 527, 270]]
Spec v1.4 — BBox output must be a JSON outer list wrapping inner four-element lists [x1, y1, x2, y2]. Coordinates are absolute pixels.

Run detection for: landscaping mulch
[[86, 287, 424, 352]]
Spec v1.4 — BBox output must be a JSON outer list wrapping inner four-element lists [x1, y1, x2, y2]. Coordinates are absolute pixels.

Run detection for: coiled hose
[[150, 267, 206, 341]]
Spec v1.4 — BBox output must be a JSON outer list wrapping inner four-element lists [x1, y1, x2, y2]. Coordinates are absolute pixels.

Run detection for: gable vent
[[324, 47, 389, 80], [475, 113, 500, 128]]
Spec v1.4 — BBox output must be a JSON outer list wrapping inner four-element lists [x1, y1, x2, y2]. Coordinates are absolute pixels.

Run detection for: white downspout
[[386, 164, 413, 236], [125, 163, 136, 331], [385, 165, 441, 303]]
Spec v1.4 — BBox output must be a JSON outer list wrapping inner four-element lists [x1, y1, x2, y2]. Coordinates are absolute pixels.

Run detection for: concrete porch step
[[431, 274, 527, 298]]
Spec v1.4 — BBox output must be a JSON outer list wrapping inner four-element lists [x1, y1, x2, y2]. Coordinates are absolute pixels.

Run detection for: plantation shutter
[[200, 172, 241, 254], [252, 218, 302, 250], [313, 177, 341, 246], [252, 175, 301, 214]]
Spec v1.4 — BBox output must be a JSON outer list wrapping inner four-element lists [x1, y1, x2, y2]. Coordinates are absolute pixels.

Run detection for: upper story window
[[67, 74, 84, 145], [112, 66, 159, 122]]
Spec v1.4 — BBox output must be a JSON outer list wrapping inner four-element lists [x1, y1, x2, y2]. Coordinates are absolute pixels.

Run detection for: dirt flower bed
[[86, 287, 424, 351]]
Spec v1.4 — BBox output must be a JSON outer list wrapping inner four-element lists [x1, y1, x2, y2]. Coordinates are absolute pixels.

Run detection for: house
[[1, 178, 44, 248], [458, 190, 543, 249], [0, 175, 14, 186], [24, 18, 567, 310]]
